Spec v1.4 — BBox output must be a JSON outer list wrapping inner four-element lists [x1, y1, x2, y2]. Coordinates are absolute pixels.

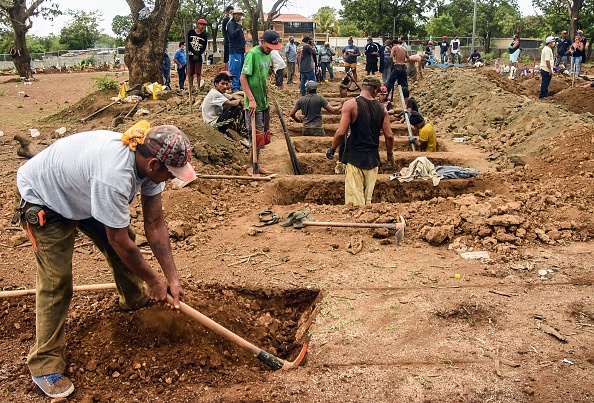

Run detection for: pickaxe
[[293, 215, 406, 246]]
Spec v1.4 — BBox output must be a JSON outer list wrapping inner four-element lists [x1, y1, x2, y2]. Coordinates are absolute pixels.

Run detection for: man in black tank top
[[326, 76, 394, 205]]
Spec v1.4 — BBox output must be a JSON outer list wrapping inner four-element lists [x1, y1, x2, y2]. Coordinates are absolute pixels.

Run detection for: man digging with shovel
[[13, 121, 194, 398]]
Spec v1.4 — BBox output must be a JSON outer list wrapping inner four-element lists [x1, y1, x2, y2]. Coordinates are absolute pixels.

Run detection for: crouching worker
[[14, 121, 194, 398], [409, 111, 437, 152], [202, 72, 243, 137]]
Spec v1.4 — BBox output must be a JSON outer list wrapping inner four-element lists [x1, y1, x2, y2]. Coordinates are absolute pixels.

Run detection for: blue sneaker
[[32, 373, 74, 398]]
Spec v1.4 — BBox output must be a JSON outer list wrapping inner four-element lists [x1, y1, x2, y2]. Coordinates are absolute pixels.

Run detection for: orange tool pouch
[[24, 206, 46, 253]]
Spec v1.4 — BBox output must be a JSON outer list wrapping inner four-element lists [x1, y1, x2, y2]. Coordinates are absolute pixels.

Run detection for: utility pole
[[471, 0, 478, 53], [392, 3, 396, 40]]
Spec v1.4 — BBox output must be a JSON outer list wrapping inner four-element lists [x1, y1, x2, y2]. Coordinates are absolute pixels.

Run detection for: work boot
[[32, 373, 75, 398]]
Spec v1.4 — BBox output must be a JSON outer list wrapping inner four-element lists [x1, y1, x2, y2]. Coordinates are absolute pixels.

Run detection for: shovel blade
[[395, 215, 406, 246]]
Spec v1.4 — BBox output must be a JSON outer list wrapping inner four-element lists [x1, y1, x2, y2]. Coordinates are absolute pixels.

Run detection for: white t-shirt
[[270, 50, 286, 72], [540, 45, 554, 71], [17, 131, 164, 228], [451, 39, 460, 54], [201, 87, 231, 125]]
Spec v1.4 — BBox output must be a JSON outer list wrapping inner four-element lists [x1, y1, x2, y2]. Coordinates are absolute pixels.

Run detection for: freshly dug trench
[[296, 152, 477, 175], [292, 136, 448, 153], [268, 175, 496, 205]]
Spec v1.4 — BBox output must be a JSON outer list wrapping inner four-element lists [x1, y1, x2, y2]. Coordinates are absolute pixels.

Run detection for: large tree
[[59, 11, 102, 50], [340, 0, 428, 38], [169, 0, 226, 52], [242, 0, 288, 43], [532, 0, 590, 39], [430, 0, 521, 52], [313, 6, 338, 36], [0, 0, 59, 78], [112, 14, 132, 46], [125, 0, 179, 86]]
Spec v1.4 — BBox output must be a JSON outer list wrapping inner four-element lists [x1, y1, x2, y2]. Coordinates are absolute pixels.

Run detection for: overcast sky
[[30, 0, 538, 37]]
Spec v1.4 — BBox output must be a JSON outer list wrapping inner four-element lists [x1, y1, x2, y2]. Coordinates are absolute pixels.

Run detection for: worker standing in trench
[[326, 76, 394, 205], [13, 122, 194, 399]]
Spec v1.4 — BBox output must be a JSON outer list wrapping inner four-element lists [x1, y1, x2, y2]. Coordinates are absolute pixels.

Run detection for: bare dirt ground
[[1, 63, 594, 402]]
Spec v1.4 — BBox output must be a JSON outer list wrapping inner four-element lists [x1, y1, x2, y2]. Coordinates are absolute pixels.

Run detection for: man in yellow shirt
[[409, 111, 436, 152]]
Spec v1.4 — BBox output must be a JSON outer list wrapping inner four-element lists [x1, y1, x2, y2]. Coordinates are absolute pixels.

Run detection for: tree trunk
[[6, 2, 33, 79], [11, 23, 32, 79], [242, 0, 262, 47], [125, 0, 180, 86], [565, 0, 583, 39], [483, 32, 491, 54]]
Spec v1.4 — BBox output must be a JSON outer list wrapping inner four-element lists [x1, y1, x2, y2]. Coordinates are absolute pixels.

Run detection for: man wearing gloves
[[325, 76, 394, 205]]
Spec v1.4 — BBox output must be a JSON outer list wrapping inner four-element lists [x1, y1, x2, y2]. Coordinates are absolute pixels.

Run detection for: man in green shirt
[[240, 30, 282, 176]]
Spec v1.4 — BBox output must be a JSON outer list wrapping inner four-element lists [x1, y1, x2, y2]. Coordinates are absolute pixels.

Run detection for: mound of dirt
[[416, 68, 593, 169]]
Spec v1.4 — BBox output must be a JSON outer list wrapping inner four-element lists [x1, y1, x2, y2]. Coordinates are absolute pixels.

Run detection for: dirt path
[[0, 66, 593, 402]]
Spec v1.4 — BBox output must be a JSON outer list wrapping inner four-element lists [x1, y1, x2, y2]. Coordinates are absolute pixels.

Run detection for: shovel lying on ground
[[291, 213, 406, 246], [0, 283, 308, 371]]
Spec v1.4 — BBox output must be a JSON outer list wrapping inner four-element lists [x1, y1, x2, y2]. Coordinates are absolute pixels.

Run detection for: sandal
[[253, 210, 281, 227], [280, 209, 310, 227]]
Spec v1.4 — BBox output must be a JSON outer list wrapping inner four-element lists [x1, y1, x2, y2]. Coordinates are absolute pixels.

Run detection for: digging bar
[[397, 85, 416, 151], [296, 216, 406, 246], [274, 100, 302, 175], [0, 283, 309, 371], [81, 100, 119, 122], [251, 113, 259, 175], [166, 295, 309, 370]]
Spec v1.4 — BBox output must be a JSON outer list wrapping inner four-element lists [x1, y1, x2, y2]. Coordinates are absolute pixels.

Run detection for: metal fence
[[0, 39, 550, 70], [0, 48, 123, 70]]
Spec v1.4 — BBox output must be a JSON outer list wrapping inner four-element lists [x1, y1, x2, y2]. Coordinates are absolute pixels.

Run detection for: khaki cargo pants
[[15, 190, 149, 377], [344, 163, 379, 206]]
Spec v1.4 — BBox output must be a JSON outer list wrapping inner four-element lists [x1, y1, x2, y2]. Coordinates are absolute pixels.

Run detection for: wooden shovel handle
[[0, 283, 117, 298], [167, 295, 262, 357]]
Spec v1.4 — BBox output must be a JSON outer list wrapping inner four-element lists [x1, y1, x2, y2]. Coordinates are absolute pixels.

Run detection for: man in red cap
[[555, 30, 571, 68], [439, 36, 450, 64], [240, 30, 282, 176], [187, 18, 208, 91], [14, 121, 195, 398]]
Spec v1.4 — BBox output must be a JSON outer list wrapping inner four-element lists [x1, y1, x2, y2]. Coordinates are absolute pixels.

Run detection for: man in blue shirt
[[173, 41, 187, 90], [555, 30, 572, 68]]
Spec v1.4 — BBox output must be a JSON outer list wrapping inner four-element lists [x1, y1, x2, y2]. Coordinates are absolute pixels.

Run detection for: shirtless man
[[385, 41, 409, 99], [407, 54, 428, 80]]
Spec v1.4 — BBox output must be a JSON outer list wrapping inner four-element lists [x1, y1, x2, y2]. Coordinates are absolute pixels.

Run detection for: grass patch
[[92, 74, 119, 92], [330, 316, 362, 331]]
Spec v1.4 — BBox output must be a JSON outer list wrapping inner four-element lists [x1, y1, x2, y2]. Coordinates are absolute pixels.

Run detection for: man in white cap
[[539, 36, 556, 99], [227, 7, 246, 92], [14, 121, 195, 398]]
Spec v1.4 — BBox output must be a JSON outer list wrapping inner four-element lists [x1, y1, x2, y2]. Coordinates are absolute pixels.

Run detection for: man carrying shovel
[[14, 121, 194, 398], [240, 30, 282, 176]]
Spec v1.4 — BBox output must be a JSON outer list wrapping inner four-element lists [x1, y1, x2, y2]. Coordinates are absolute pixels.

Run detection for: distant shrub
[[82, 56, 95, 66], [92, 74, 119, 92], [483, 53, 494, 64]]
